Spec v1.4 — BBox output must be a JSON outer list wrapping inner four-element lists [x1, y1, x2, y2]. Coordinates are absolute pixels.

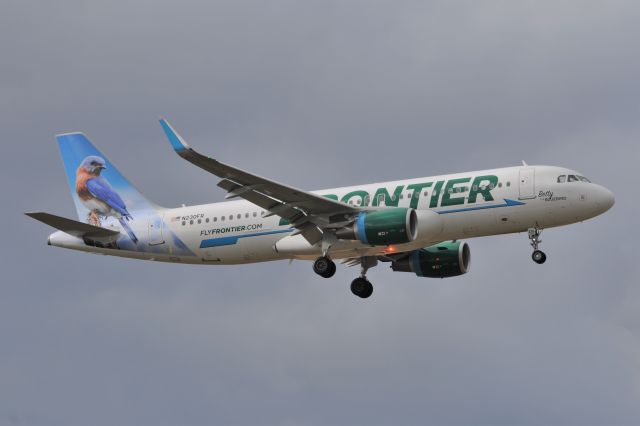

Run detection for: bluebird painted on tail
[[75, 155, 138, 243]]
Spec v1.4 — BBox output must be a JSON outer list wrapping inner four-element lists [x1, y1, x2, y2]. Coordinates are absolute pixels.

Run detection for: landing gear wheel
[[350, 277, 373, 299], [528, 226, 546, 265], [313, 256, 336, 278], [324, 261, 336, 278], [532, 250, 547, 264]]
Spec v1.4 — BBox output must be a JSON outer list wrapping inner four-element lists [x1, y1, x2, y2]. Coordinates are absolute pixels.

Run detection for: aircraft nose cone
[[595, 185, 615, 213]]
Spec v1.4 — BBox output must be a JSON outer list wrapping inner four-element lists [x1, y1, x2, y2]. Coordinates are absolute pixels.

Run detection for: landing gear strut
[[313, 256, 336, 278], [351, 257, 377, 299], [528, 226, 547, 264]]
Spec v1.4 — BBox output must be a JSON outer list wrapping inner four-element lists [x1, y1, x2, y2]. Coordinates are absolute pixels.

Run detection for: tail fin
[[56, 132, 157, 241]]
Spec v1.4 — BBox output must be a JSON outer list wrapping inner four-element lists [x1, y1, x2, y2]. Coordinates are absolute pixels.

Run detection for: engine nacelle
[[392, 241, 470, 278], [336, 208, 416, 245], [336, 208, 443, 246]]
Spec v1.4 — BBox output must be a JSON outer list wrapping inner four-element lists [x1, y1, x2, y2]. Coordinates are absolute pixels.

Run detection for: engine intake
[[336, 208, 416, 245], [392, 241, 470, 278]]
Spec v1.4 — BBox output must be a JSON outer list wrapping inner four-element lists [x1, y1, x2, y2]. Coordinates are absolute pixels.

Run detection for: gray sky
[[2, 1, 639, 424]]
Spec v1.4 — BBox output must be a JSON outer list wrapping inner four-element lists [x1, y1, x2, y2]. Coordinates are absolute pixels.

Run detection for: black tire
[[321, 260, 337, 278], [313, 256, 335, 278], [350, 277, 373, 298], [532, 250, 547, 264]]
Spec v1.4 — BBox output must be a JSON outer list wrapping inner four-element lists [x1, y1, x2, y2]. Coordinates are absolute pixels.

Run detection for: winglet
[[159, 118, 191, 153]]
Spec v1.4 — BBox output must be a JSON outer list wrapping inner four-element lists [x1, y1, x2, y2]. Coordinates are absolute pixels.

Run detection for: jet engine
[[335, 208, 443, 246], [391, 241, 470, 278]]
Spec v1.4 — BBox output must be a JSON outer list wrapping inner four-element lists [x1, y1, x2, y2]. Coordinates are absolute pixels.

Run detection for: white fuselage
[[49, 165, 615, 264]]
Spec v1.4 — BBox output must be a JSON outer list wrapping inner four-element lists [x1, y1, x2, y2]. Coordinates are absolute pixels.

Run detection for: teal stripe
[[200, 228, 293, 248], [437, 198, 525, 214]]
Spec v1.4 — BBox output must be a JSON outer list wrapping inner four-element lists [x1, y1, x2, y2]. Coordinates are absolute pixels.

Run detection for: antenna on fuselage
[[522, 160, 528, 166]]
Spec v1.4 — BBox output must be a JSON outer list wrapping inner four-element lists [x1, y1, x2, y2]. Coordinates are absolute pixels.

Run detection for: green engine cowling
[[336, 208, 417, 245], [391, 241, 470, 278]]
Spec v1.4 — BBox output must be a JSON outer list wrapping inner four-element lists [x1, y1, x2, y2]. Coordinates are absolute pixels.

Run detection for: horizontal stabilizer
[[25, 212, 120, 239]]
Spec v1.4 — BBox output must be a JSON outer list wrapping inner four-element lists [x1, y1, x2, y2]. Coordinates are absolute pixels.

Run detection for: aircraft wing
[[159, 119, 361, 244]]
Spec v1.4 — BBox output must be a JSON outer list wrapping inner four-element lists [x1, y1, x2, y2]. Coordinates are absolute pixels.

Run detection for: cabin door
[[518, 168, 536, 200], [148, 214, 165, 246]]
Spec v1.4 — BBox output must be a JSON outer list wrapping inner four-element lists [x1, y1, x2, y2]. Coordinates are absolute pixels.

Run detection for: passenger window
[[205, 218, 209, 223], [423, 191, 428, 196], [214, 217, 217, 222], [253, 212, 257, 217], [189, 220, 193, 225], [221, 216, 225, 221], [557, 175, 566, 183], [181, 221, 186, 226], [498, 182, 502, 188], [506, 182, 511, 187], [245, 213, 249, 218], [197, 219, 201, 224], [237, 214, 241, 219], [568, 175, 578, 182]]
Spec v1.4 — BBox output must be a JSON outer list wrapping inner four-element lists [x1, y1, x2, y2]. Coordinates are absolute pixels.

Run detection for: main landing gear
[[312, 255, 376, 299], [350, 257, 377, 299], [313, 256, 336, 278], [528, 226, 547, 264], [351, 277, 373, 299]]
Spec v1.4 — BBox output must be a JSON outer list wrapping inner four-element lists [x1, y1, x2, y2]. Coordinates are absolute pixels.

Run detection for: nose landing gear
[[528, 226, 547, 264], [532, 250, 546, 264]]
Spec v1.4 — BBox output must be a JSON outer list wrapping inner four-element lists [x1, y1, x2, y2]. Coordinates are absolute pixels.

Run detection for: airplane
[[26, 119, 615, 298]]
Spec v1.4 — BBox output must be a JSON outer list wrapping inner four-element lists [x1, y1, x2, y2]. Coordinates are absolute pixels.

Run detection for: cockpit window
[[557, 175, 566, 183], [578, 175, 591, 183], [568, 175, 579, 182]]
